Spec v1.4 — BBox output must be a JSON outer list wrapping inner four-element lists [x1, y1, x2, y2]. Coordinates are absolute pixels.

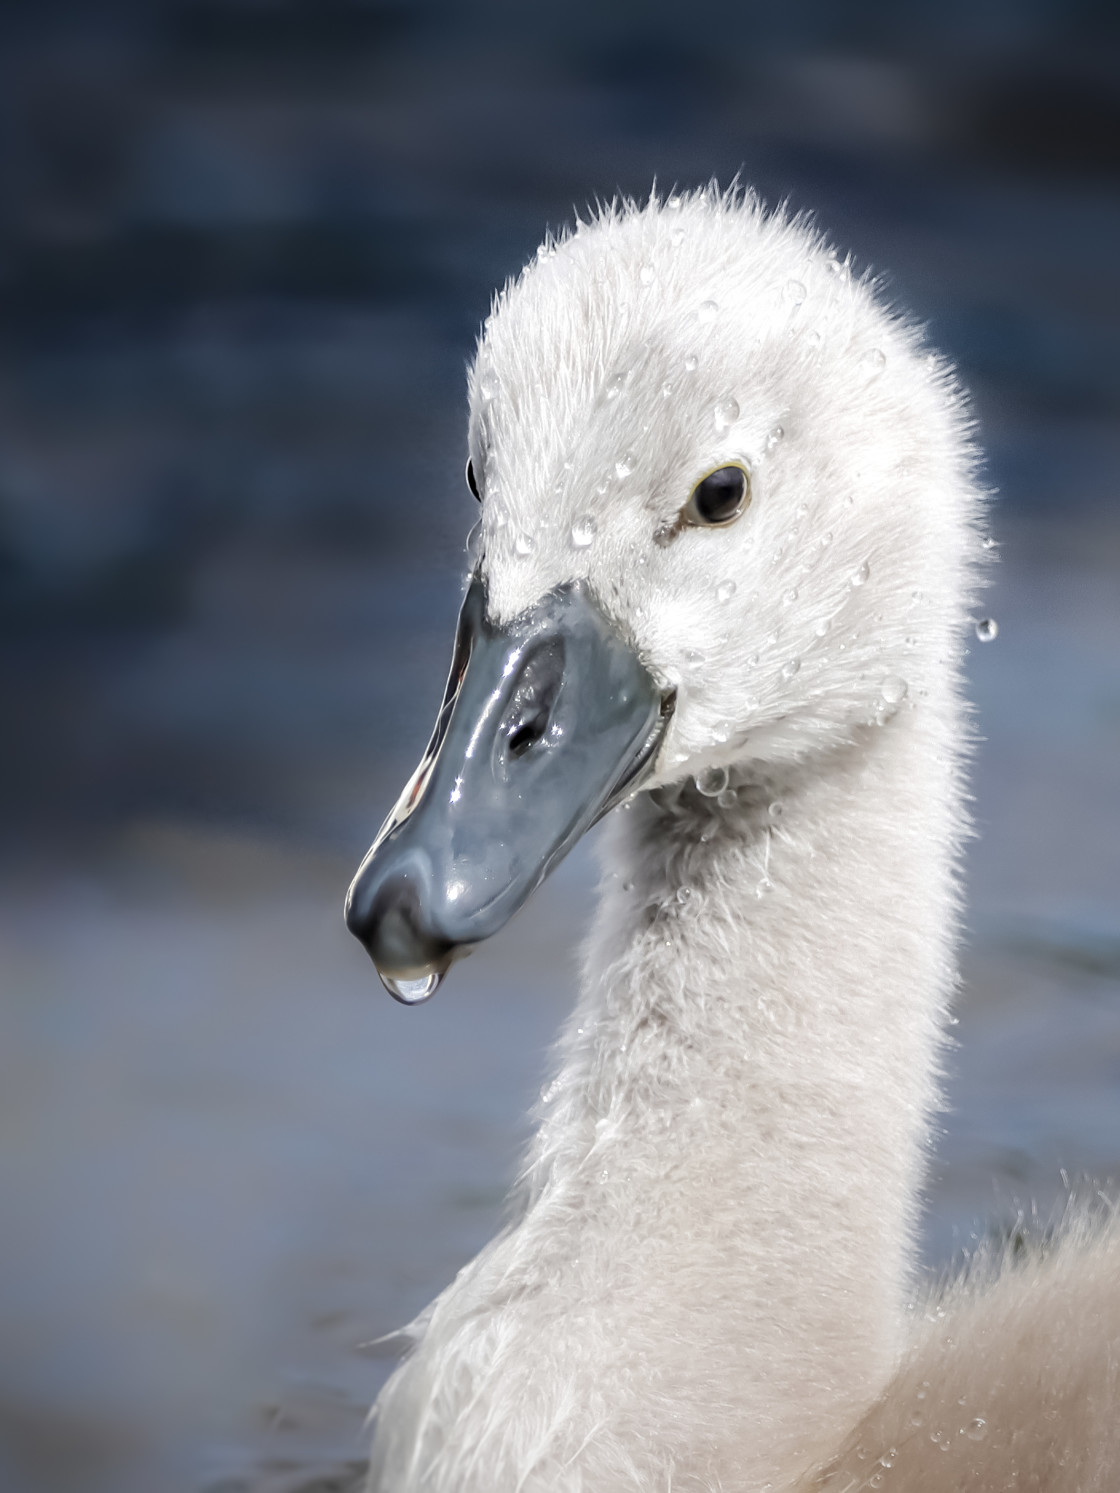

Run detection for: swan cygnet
[[344, 188, 1120, 1492]]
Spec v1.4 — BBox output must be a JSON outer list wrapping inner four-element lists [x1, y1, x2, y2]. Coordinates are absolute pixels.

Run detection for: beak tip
[[345, 859, 460, 1004]]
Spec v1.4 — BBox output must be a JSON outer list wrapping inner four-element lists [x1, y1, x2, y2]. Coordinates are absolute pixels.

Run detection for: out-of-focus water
[[2, 509, 1119, 1493]]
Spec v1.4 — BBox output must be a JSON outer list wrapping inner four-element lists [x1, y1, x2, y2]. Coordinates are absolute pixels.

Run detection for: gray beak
[[345, 574, 673, 1003]]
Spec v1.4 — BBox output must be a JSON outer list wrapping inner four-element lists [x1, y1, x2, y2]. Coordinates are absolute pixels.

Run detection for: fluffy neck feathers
[[500, 697, 961, 1483], [370, 702, 963, 1492]]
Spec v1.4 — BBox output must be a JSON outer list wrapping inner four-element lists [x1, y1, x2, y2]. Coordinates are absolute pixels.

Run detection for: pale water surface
[[2, 510, 1119, 1493]]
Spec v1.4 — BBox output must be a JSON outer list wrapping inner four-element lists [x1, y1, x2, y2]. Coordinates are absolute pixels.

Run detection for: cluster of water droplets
[[867, 1450, 896, 1486]]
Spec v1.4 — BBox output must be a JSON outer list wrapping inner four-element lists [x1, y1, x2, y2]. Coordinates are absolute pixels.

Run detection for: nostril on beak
[[503, 639, 564, 761], [507, 709, 550, 758]]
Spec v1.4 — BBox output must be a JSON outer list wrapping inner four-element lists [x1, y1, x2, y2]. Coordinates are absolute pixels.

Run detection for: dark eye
[[466, 459, 481, 501], [683, 464, 750, 527]]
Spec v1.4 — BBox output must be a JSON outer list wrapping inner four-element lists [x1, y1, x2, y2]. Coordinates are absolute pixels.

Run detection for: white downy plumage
[[366, 187, 1120, 1493]]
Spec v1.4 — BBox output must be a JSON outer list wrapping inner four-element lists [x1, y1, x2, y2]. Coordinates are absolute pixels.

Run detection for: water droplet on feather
[[714, 397, 740, 433], [696, 765, 729, 797], [570, 515, 597, 549]]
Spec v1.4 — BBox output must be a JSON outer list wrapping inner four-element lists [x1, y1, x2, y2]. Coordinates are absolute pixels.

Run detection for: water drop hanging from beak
[[378, 969, 444, 1005]]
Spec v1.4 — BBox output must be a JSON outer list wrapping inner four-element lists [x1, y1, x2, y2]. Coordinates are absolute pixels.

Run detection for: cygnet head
[[474, 188, 980, 778], [346, 187, 985, 1000]]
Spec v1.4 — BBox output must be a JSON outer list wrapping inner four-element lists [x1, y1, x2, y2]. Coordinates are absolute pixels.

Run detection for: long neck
[[521, 697, 963, 1480]]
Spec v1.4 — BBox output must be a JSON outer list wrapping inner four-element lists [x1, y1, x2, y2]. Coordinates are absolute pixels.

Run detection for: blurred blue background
[[1, 2, 1118, 1489]]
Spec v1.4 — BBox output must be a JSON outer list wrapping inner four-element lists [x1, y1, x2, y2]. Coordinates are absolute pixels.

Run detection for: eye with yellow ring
[[682, 463, 751, 527], [466, 459, 481, 501]]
